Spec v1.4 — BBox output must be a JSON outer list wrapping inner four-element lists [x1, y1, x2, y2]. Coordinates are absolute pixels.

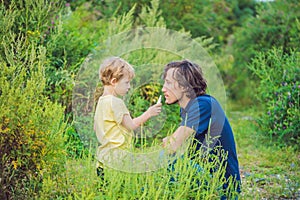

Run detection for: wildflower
[[12, 161, 18, 170], [290, 163, 295, 168], [282, 82, 287, 86], [4, 118, 9, 123], [66, 3, 70, 7], [267, 111, 271, 115]]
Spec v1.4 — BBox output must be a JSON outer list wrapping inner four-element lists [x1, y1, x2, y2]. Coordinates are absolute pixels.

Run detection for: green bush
[[248, 48, 300, 147], [0, 1, 69, 199], [95, 0, 255, 45], [0, 39, 67, 199], [234, 1, 300, 66], [43, 2, 107, 113], [161, 0, 238, 44], [231, 0, 300, 102], [0, 0, 63, 61]]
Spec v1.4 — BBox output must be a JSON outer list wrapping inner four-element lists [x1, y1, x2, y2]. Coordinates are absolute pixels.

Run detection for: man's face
[[162, 68, 184, 105]]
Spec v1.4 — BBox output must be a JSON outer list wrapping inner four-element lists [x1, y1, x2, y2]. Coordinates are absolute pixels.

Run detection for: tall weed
[[248, 48, 300, 147], [39, 143, 239, 199]]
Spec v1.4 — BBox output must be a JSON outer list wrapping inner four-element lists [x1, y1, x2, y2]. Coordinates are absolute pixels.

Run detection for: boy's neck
[[102, 85, 115, 96]]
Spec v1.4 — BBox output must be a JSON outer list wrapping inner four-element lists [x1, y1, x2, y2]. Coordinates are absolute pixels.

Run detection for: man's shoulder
[[184, 95, 212, 113], [196, 94, 211, 100], [195, 94, 214, 105]]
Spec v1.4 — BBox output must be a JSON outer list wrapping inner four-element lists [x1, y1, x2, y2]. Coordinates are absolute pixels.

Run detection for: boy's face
[[162, 68, 184, 105], [114, 75, 131, 96]]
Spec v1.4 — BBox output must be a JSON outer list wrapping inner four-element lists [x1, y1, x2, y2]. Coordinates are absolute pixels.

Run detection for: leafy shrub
[[65, 125, 90, 158], [94, 0, 255, 45], [0, 1, 69, 199], [43, 2, 107, 113], [248, 48, 300, 147], [231, 0, 300, 102], [0, 37, 67, 199], [44, 1, 137, 113], [0, 0, 63, 34], [0, 0, 63, 61], [234, 1, 300, 66], [161, 0, 237, 44]]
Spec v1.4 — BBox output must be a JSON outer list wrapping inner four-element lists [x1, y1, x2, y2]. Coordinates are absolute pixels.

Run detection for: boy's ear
[[110, 78, 117, 85]]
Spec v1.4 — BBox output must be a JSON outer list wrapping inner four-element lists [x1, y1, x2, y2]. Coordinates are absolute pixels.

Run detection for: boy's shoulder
[[97, 95, 127, 112], [100, 95, 123, 101], [110, 95, 124, 103], [102, 95, 126, 106]]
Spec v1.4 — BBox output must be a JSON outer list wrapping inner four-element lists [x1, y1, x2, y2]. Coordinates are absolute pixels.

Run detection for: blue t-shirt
[[180, 94, 241, 183]]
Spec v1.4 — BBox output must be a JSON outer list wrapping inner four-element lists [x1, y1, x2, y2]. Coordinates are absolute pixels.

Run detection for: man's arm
[[162, 126, 195, 154]]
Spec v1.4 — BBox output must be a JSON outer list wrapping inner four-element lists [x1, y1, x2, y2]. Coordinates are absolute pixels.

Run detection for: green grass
[[39, 107, 300, 199], [39, 146, 239, 199], [229, 107, 300, 199]]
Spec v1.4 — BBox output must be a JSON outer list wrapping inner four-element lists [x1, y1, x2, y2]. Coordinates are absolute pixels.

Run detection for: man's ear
[[110, 78, 117, 85]]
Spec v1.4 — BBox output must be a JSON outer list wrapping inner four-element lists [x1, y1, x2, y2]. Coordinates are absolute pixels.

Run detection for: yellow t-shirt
[[94, 95, 133, 167]]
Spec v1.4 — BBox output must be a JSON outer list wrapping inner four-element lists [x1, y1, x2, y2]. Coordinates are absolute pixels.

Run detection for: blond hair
[[99, 57, 135, 85]]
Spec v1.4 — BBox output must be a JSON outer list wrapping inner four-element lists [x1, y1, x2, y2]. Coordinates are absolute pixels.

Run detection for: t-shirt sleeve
[[180, 100, 211, 135], [111, 97, 130, 124]]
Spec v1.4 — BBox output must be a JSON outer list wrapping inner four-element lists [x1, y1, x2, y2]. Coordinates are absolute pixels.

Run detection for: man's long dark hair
[[163, 60, 207, 98]]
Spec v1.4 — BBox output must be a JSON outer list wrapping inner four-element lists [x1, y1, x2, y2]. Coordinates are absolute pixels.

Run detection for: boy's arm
[[121, 103, 162, 131]]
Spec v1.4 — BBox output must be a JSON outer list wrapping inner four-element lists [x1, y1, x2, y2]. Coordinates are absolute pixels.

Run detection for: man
[[161, 60, 241, 197]]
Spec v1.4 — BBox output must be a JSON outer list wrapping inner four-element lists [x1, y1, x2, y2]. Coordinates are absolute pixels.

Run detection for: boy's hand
[[146, 103, 162, 117]]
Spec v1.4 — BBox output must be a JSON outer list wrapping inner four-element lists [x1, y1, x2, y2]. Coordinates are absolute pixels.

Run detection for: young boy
[[94, 57, 162, 174]]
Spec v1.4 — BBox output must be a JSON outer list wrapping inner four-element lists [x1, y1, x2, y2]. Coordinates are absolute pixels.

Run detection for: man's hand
[[162, 126, 195, 154]]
